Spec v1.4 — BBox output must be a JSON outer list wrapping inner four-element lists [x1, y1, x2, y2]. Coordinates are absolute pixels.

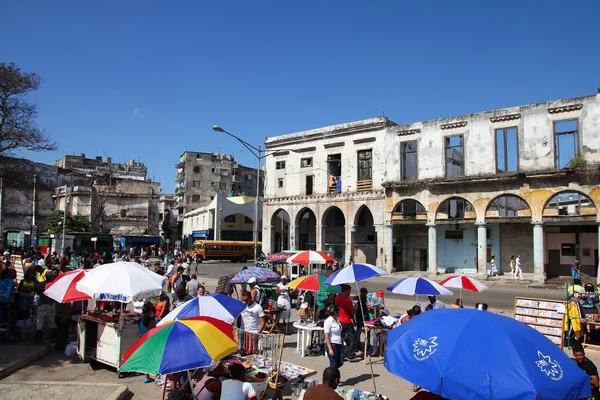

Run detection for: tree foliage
[[46, 210, 92, 234], [0, 62, 57, 157]]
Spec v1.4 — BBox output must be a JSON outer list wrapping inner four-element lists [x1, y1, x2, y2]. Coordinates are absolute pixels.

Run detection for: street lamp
[[61, 186, 71, 257], [212, 125, 295, 261]]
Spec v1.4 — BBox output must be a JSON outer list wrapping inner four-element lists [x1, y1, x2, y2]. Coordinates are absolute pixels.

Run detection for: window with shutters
[[357, 150, 372, 181]]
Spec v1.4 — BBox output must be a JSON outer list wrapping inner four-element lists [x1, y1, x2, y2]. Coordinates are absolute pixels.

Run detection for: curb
[[0, 381, 129, 400], [0, 345, 53, 380]]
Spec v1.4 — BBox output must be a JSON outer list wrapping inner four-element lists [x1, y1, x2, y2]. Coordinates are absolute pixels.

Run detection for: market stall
[[77, 311, 140, 376], [74, 261, 165, 375]]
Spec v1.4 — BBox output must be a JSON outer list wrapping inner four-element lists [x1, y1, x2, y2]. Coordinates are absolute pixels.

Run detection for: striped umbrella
[[121, 316, 238, 375], [287, 250, 335, 265], [439, 275, 487, 300], [230, 266, 280, 283], [157, 293, 246, 326], [44, 269, 91, 303], [387, 277, 453, 302]]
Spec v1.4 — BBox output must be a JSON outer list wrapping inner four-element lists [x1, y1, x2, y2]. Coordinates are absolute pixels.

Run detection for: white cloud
[[132, 107, 149, 119]]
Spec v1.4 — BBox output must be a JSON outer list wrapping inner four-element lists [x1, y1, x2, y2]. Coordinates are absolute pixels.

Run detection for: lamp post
[[212, 125, 295, 261], [61, 185, 71, 257]]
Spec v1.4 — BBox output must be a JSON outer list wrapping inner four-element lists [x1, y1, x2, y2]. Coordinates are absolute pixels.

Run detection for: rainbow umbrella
[[120, 316, 238, 375], [287, 275, 340, 293]]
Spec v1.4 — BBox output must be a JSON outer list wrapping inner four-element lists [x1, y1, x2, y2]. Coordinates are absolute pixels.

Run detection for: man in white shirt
[[427, 295, 445, 309], [221, 363, 257, 400], [240, 290, 266, 334], [514, 255, 523, 280]]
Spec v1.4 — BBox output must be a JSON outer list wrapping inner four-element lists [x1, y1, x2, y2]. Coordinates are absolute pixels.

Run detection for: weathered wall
[[498, 223, 534, 274]]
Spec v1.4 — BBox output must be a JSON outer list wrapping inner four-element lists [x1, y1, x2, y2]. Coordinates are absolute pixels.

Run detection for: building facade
[[262, 91, 600, 281], [262, 118, 391, 265], [181, 194, 262, 248], [159, 194, 179, 246], [54, 155, 161, 242]]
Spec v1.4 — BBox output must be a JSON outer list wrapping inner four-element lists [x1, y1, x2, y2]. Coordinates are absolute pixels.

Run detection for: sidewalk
[[0, 344, 53, 379]]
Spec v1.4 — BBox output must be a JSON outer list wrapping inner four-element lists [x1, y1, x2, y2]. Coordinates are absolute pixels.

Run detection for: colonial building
[[262, 118, 391, 265], [262, 90, 600, 281]]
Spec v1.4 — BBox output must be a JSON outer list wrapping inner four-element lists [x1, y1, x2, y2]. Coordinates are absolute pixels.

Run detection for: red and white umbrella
[[439, 275, 488, 294], [286, 250, 335, 265], [44, 269, 91, 303]]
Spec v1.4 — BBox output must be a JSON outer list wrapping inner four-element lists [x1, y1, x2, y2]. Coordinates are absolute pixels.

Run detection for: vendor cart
[[77, 313, 140, 377]]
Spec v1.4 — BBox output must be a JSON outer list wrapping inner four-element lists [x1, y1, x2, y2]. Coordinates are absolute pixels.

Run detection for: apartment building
[[262, 90, 600, 281]]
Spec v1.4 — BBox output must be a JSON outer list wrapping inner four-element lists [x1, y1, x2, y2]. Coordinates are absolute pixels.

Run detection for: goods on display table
[[332, 388, 390, 400], [223, 354, 316, 396], [77, 311, 140, 375], [293, 320, 325, 357], [513, 297, 565, 346]]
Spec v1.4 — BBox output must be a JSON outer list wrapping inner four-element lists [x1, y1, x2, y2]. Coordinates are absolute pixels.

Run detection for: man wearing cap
[[248, 277, 265, 308]]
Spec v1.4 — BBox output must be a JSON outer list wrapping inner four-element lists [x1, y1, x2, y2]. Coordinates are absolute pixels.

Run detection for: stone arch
[[391, 199, 427, 223], [435, 197, 477, 222], [321, 206, 346, 261], [270, 208, 290, 252], [353, 205, 377, 264], [543, 190, 597, 219], [485, 194, 532, 220], [295, 207, 317, 250]]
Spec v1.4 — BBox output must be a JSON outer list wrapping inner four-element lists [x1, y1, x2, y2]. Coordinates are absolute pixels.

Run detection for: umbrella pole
[[354, 281, 376, 393], [161, 374, 168, 400]]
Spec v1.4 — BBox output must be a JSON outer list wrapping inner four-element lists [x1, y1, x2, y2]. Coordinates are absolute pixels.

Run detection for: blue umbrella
[[323, 263, 387, 286], [387, 277, 453, 303], [385, 308, 591, 400], [157, 293, 246, 326]]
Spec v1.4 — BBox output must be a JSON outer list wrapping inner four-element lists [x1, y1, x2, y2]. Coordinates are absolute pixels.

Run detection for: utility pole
[[31, 174, 39, 248]]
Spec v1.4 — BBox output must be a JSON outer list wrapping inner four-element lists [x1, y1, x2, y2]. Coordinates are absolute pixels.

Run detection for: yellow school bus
[[186, 240, 262, 263]]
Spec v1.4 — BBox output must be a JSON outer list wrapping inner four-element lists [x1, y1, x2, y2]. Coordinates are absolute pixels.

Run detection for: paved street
[[189, 261, 565, 312]]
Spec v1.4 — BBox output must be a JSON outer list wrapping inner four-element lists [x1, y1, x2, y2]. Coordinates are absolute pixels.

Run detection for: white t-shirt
[[166, 264, 175, 277], [221, 379, 257, 400], [431, 300, 445, 309], [241, 302, 264, 333], [324, 316, 343, 344]]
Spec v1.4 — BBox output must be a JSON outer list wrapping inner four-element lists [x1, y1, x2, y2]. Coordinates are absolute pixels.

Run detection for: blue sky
[[2, 1, 599, 192]]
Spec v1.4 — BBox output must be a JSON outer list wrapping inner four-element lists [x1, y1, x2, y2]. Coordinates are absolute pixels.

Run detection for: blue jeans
[[328, 343, 344, 369]]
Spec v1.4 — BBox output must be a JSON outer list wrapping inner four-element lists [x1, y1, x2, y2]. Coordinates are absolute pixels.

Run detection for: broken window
[[120, 209, 127, 217], [401, 141, 418, 180], [192, 194, 200, 202], [305, 175, 313, 195], [495, 127, 518, 172], [193, 166, 202, 174], [394, 199, 426, 218], [277, 178, 284, 188], [357, 150, 372, 181], [488, 195, 529, 217], [276, 161, 286, 170], [439, 198, 474, 219], [445, 135, 464, 177], [545, 191, 594, 216], [301, 157, 312, 168], [327, 154, 342, 193], [554, 119, 579, 168]]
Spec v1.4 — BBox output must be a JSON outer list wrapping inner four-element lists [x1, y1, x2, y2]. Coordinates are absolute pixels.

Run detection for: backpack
[[256, 286, 268, 309]]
